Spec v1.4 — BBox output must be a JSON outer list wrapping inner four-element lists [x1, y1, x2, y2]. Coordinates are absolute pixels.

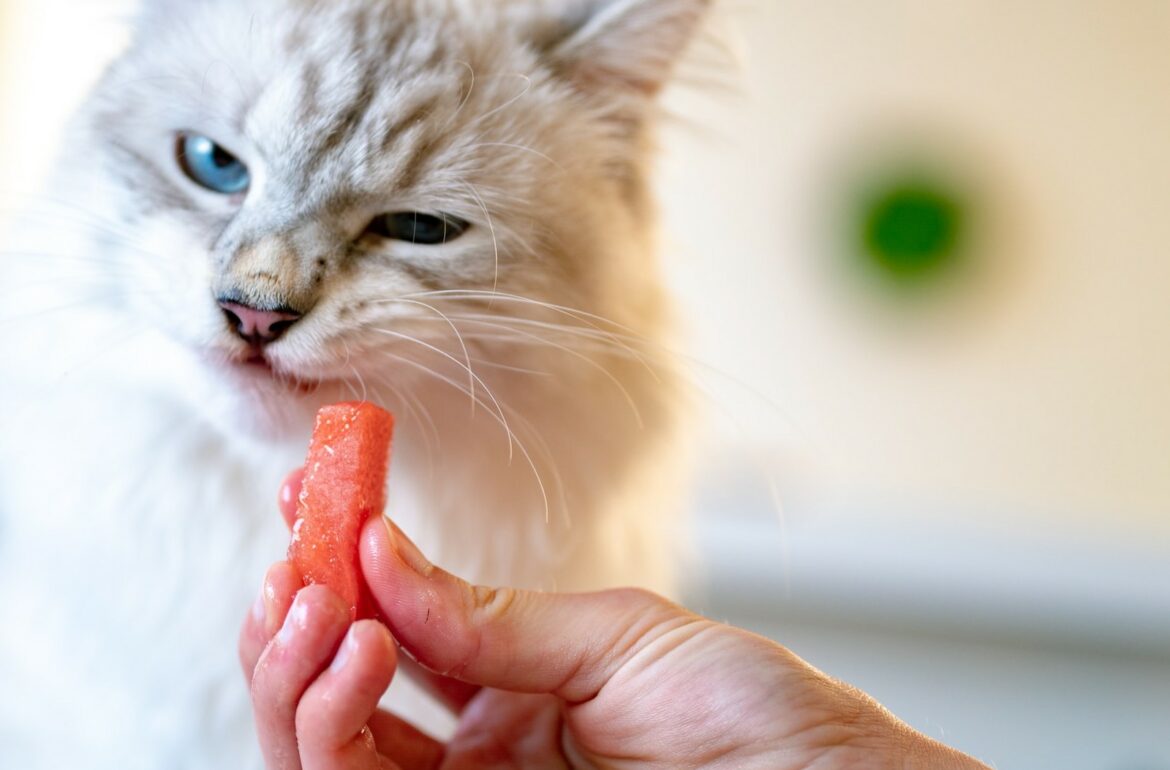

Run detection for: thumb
[[359, 516, 692, 703]]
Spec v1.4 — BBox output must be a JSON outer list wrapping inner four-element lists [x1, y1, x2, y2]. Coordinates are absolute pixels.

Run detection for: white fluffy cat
[[0, 0, 707, 766]]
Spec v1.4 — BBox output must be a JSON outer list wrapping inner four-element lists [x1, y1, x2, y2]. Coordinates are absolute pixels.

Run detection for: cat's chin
[[232, 355, 320, 395], [198, 354, 349, 443]]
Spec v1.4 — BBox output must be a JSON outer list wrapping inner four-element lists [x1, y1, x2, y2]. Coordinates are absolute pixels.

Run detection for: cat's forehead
[[151, 0, 524, 113], [247, 20, 458, 198], [132, 0, 545, 202]]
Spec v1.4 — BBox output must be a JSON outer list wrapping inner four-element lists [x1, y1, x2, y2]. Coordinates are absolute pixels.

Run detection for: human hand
[[241, 561, 451, 770], [239, 471, 445, 770], [240, 473, 991, 769]]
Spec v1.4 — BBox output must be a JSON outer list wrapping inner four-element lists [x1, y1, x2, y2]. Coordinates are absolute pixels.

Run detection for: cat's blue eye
[[177, 133, 250, 195], [366, 212, 469, 245]]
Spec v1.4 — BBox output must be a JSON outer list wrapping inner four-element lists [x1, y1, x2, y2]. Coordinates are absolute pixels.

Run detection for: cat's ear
[[534, 0, 710, 96]]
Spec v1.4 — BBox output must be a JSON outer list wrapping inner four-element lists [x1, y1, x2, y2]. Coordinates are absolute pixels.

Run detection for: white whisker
[[399, 289, 643, 336], [387, 298, 477, 415], [371, 327, 515, 462], [495, 403, 569, 527], [396, 290, 662, 379], [469, 72, 532, 127], [446, 59, 477, 127], [446, 310, 662, 382], [366, 369, 439, 483], [340, 339, 369, 403], [448, 315, 646, 430], [466, 356, 552, 378], [459, 183, 500, 296], [377, 348, 550, 523], [467, 142, 565, 173]]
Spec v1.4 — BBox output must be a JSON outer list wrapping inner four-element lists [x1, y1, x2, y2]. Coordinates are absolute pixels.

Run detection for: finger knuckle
[[248, 657, 271, 703], [293, 699, 321, 742], [470, 584, 519, 620], [249, 652, 287, 712]]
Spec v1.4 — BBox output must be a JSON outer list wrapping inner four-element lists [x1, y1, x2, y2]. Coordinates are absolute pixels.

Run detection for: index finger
[[239, 562, 304, 678], [279, 467, 480, 712]]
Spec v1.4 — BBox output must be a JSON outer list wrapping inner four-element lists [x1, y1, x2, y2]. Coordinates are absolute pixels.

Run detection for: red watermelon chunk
[[288, 402, 394, 620]]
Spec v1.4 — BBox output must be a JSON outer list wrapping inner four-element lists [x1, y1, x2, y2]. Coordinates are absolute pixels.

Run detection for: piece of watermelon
[[288, 402, 394, 620]]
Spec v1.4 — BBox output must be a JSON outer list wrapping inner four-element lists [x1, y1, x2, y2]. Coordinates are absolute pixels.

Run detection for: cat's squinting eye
[[176, 133, 250, 195], [366, 212, 470, 245]]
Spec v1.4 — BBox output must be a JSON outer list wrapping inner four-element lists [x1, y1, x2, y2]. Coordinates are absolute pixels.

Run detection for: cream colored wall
[[0, 0, 18, 196], [1, 0, 1166, 541], [0, 0, 130, 201], [658, 0, 1170, 540]]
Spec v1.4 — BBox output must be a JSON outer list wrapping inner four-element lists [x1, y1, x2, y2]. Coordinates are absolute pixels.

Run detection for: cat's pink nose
[[218, 300, 303, 346]]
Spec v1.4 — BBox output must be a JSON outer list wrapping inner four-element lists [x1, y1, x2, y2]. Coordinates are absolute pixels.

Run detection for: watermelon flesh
[[288, 402, 394, 620]]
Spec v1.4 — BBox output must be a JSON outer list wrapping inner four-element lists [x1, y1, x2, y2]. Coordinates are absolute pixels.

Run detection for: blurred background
[[2, 1, 1167, 768]]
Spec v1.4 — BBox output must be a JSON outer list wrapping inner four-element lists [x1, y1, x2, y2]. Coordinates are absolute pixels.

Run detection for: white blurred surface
[[735, 612, 1170, 770], [682, 480, 1170, 768]]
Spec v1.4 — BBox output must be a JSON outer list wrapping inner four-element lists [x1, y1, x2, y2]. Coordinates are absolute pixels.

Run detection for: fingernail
[[330, 626, 359, 672], [384, 518, 433, 576], [262, 575, 282, 637], [279, 481, 295, 508], [251, 585, 266, 625], [276, 592, 310, 646]]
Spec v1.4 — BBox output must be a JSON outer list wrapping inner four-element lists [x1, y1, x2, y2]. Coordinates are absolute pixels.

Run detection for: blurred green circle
[[857, 177, 967, 285]]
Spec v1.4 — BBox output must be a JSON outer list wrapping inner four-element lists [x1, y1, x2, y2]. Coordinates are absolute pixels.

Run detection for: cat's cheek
[[116, 219, 226, 345]]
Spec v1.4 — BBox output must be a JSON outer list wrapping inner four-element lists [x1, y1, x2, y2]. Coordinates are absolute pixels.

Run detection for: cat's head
[[66, 0, 705, 428]]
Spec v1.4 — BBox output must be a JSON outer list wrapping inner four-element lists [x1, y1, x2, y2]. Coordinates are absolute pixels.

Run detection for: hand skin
[[239, 474, 992, 770]]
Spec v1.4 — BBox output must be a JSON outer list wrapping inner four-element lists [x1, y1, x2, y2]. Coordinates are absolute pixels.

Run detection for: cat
[[0, 0, 708, 766]]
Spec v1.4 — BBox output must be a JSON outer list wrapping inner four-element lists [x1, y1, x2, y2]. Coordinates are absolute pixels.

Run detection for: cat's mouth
[[243, 350, 273, 370], [223, 349, 321, 395]]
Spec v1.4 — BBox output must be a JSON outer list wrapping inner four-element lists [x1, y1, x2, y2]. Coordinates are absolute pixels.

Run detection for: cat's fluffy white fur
[[0, 0, 706, 766]]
